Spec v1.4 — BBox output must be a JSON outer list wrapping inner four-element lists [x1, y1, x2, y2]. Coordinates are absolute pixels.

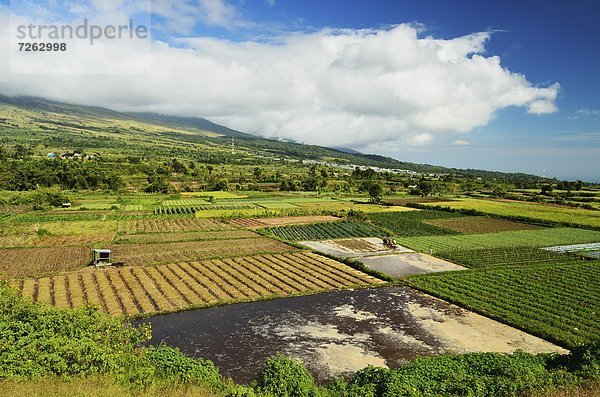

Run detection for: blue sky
[[1, 0, 599, 181], [170, 0, 599, 181]]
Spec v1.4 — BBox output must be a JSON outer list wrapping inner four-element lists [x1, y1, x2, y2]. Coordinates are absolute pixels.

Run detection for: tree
[[145, 174, 169, 193], [302, 177, 318, 191], [253, 167, 262, 181], [211, 178, 228, 191], [367, 182, 384, 203], [414, 180, 434, 197], [541, 184, 554, 196]]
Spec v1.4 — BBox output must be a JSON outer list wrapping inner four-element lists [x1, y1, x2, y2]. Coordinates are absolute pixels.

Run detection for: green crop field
[[368, 209, 461, 237], [155, 203, 258, 215], [424, 198, 600, 228], [397, 227, 600, 254], [435, 247, 581, 269], [406, 261, 600, 348], [262, 221, 387, 241]]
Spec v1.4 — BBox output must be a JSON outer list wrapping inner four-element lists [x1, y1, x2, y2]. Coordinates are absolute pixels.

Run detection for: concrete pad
[[359, 253, 466, 277]]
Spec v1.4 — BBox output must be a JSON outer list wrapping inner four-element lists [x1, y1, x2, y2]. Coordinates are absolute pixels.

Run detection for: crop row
[[108, 238, 295, 267], [119, 218, 232, 233], [16, 252, 383, 316], [425, 216, 542, 234], [263, 221, 386, 241], [406, 261, 600, 348], [0, 246, 91, 278], [115, 230, 259, 244], [397, 227, 600, 254], [368, 211, 460, 237], [436, 247, 581, 269], [8, 213, 104, 223], [162, 199, 210, 206], [154, 204, 257, 215]]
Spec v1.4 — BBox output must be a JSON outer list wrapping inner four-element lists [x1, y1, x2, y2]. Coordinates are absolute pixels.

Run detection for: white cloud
[[452, 139, 471, 146], [552, 132, 600, 142], [568, 108, 600, 120], [406, 133, 433, 146], [152, 0, 248, 33], [0, 7, 560, 149]]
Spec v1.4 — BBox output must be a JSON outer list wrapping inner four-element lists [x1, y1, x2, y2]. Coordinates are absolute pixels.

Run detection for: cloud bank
[[0, 5, 559, 150]]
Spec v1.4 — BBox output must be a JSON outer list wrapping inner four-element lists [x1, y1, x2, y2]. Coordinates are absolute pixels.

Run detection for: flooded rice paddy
[[136, 286, 566, 384]]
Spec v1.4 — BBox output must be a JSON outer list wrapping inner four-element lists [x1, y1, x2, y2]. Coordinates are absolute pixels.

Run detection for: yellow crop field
[[14, 252, 384, 316]]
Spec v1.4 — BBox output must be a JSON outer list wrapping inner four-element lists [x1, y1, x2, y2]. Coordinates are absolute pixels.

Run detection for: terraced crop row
[[0, 246, 91, 278], [406, 261, 600, 348], [115, 230, 259, 244], [229, 216, 339, 229], [162, 199, 210, 206], [263, 221, 386, 241], [15, 252, 384, 316], [229, 218, 270, 228], [0, 213, 12, 222], [154, 204, 257, 215], [120, 218, 232, 233], [9, 213, 104, 223], [109, 238, 295, 266]]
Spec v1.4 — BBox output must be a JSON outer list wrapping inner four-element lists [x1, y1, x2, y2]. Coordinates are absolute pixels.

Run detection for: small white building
[[92, 249, 113, 267]]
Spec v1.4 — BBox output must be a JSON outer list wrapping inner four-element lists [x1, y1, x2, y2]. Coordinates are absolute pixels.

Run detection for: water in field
[[134, 286, 565, 384]]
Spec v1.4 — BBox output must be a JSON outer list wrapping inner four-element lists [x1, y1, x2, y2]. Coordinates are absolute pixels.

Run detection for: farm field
[[180, 191, 246, 199], [406, 261, 600, 348], [107, 237, 296, 267], [115, 229, 259, 244], [155, 203, 258, 215], [396, 227, 600, 254], [436, 247, 581, 269], [543, 242, 600, 259], [0, 246, 90, 277], [118, 218, 230, 233], [228, 215, 339, 229], [262, 220, 387, 241], [425, 216, 544, 234], [2, 219, 119, 236], [368, 209, 462, 237], [0, 226, 294, 277], [14, 252, 385, 316], [423, 198, 600, 228]]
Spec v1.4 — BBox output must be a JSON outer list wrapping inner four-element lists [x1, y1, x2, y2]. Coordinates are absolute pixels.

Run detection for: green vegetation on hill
[[0, 95, 549, 182]]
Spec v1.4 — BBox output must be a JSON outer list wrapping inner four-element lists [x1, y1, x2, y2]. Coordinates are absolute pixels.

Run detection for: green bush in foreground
[[1, 280, 599, 396]]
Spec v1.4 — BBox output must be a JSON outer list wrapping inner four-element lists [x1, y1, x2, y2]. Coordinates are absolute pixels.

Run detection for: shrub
[[252, 354, 322, 397]]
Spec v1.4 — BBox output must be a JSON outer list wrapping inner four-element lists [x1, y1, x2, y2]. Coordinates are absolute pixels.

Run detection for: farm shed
[[92, 249, 112, 266]]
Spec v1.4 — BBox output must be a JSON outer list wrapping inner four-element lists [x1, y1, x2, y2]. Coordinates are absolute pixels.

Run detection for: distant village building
[[61, 202, 72, 208], [46, 153, 57, 158]]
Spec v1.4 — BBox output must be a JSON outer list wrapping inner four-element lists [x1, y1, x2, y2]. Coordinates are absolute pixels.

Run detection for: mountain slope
[[0, 94, 542, 181]]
